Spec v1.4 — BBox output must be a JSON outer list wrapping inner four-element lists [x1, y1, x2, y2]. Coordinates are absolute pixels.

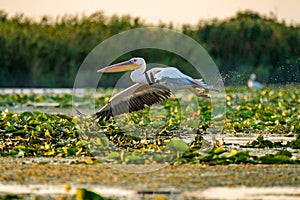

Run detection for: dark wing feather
[[94, 83, 172, 121]]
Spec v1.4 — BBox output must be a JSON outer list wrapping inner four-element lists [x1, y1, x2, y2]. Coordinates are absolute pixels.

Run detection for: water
[[0, 88, 299, 199], [0, 184, 299, 199]]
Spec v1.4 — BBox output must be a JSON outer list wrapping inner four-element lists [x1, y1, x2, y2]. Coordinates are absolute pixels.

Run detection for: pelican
[[81, 57, 218, 121], [248, 73, 263, 89]]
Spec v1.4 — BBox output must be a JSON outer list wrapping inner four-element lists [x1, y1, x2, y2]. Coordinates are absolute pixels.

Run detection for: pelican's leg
[[188, 88, 211, 98]]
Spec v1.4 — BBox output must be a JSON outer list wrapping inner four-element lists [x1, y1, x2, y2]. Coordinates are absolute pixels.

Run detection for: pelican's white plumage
[[90, 57, 218, 121], [248, 73, 263, 89]]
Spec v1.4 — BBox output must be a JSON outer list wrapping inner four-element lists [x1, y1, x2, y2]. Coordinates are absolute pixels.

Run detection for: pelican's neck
[[130, 63, 147, 84]]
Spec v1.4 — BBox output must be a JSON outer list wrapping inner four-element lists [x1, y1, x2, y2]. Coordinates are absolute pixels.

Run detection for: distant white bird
[[248, 73, 263, 89], [79, 57, 218, 121]]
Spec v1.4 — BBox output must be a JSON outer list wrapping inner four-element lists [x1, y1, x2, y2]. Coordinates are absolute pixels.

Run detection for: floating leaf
[[166, 139, 188, 152]]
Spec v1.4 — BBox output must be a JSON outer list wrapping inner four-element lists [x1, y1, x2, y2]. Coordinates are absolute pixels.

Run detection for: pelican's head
[[250, 73, 256, 80], [97, 57, 145, 73]]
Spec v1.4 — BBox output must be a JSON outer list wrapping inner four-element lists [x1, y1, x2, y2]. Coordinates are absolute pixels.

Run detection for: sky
[[1, 0, 300, 26]]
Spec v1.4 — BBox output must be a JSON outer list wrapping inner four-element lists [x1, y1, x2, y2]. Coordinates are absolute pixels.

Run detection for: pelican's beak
[[97, 60, 140, 73]]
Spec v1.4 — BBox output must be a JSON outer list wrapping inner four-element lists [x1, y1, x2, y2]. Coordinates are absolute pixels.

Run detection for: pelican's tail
[[195, 79, 206, 86], [194, 79, 219, 92]]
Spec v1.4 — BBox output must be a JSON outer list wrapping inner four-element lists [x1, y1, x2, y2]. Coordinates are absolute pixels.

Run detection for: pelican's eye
[[132, 59, 137, 62]]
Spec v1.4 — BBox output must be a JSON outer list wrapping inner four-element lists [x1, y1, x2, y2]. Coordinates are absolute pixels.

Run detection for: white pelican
[[248, 73, 263, 89], [83, 57, 218, 121]]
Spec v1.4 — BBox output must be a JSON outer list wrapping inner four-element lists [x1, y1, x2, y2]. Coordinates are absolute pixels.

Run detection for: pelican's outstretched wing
[[94, 83, 172, 121]]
